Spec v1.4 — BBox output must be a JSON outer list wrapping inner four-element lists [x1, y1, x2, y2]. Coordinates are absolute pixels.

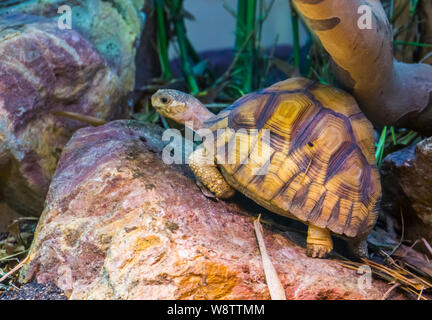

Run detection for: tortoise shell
[[203, 77, 381, 239]]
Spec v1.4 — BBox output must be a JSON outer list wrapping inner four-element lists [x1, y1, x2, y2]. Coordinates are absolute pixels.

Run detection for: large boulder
[[0, 0, 146, 89], [381, 137, 432, 244], [0, 0, 149, 217], [21, 120, 403, 300]]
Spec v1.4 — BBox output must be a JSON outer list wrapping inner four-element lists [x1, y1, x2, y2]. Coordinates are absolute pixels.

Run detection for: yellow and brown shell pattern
[[203, 78, 381, 239]]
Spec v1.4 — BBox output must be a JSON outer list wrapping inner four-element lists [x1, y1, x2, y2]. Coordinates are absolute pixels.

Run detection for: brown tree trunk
[[293, 0, 432, 135]]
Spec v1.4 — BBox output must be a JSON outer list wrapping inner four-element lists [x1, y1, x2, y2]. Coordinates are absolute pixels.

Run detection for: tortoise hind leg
[[306, 224, 334, 258], [188, 146, 235, 199]]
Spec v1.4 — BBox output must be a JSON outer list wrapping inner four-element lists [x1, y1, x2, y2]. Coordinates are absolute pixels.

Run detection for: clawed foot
[[215, 186, 235, 199], [306, 224, 333, 259], [196, 180, 216, 198], [196, 180, 235, 200], [306, 243, 333, 258]]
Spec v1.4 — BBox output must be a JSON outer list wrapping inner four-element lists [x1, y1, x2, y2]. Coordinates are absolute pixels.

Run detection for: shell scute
[[309, 82, 360, 117]]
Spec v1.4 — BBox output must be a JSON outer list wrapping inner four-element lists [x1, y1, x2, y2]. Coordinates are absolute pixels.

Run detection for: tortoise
[[151, 77, 381, 258]]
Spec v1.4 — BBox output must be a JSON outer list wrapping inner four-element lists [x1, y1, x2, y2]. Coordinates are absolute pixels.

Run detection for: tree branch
[[293, 0, 432, 134]]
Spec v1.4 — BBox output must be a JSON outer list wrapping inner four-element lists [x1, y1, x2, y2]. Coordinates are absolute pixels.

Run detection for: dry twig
[[253, 214, 286, 300]]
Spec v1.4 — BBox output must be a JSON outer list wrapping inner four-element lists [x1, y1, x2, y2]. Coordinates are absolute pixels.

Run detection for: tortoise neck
[[184, 96, 214, 131]]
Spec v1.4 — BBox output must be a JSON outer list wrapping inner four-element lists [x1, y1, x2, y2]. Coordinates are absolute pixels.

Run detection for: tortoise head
[[151, 89, 214, 130]]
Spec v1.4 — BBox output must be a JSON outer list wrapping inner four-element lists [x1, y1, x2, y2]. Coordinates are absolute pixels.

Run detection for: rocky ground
[[0, 282, 66, 300], [14, 121, 404, 300]]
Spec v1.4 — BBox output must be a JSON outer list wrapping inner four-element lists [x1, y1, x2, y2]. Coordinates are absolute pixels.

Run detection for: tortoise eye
[[160, 97, 169, 104], [307, 141, 314, 147]]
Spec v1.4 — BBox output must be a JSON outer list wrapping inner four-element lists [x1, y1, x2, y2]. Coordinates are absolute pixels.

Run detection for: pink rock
[[21, 121, 403, 300], [0, 15, 129, 216]]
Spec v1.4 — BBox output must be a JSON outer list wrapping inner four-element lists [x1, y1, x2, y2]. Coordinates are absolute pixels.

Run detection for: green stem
[[232, 0, 247, 90], [390, 126, 397, 145], [257, 0, 264, 47], [389, 0, 394, 21], [375, 126, 388, 166], [243, 0, 256, 93], [234, 0, 247, 54], [154, 0, 172, 79], [291, 4, 301, 71], [233, 0, 256, 93], [170, 0, 199, 94], [394, 40, 432, 48], [410, 0, 419, 18], [175, 19, 199, 94]]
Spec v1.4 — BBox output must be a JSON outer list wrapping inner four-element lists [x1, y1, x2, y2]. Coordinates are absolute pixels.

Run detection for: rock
[[0, 15, 124, 216], [0, 0, 148, 217], [0, 0, 147, 90], [381, 137, 432, 244], [0, 281, 66, 300], [21, 120, 403, 300]]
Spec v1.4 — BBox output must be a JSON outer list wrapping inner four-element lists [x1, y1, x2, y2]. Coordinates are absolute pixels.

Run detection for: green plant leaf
[[375, 126, 388, 166]]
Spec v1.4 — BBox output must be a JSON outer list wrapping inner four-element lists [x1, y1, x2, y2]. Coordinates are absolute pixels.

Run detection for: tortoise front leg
[[306, 224, 334, 258], [188, 146, 235, 199]]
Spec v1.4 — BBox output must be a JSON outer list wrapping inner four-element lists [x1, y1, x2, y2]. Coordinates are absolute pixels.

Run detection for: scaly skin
[[189, 147, 235, 199], [306, 224, 334, 258], [151, 89, 214, 131]]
